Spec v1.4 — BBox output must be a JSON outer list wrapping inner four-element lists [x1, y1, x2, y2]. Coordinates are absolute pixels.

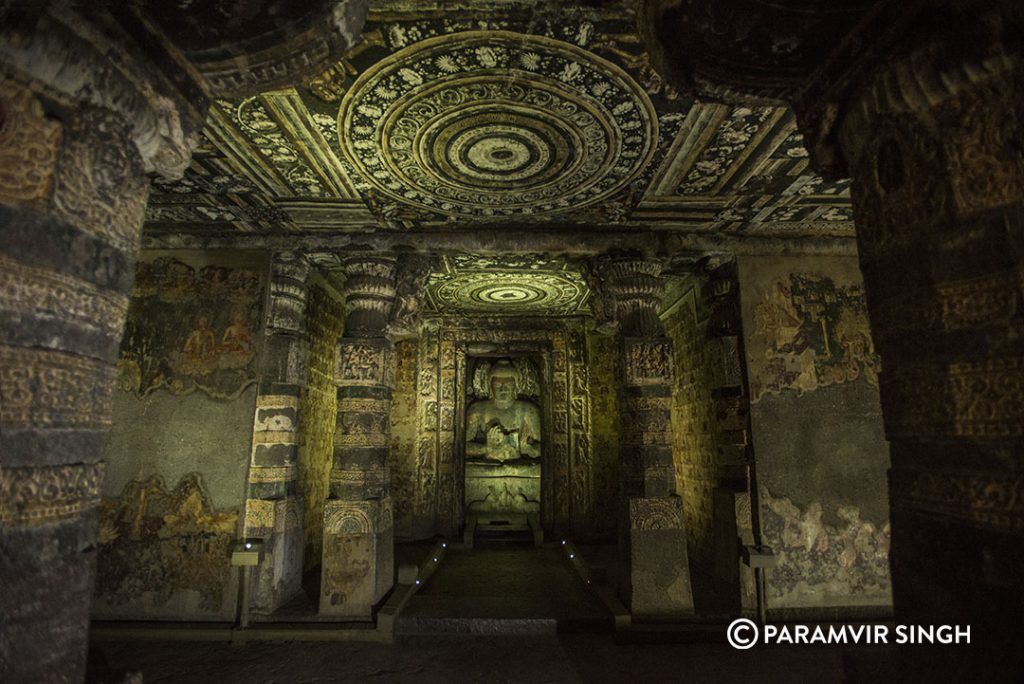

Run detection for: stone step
[[396, 616, 558, 635], [473, 524, 534, 548]]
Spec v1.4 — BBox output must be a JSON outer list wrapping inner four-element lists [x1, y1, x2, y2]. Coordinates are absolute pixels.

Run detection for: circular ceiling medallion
[[338, 31, 658, 218], [428, 271, 589, 315]]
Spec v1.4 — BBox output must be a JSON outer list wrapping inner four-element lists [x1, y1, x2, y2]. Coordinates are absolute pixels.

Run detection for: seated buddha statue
[[465, 359, 541, 462]]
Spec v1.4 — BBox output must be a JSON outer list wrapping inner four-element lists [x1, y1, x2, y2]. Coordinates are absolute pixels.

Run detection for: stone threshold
[[90, 620, 389, 645]]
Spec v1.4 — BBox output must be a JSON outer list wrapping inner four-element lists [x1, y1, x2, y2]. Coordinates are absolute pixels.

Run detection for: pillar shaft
[[244, 252, 312, 614], [604, 257, 695, 617], [320, 255, 397, 618], [0, 19, 204, 676], [830, 43, 1024, 658]]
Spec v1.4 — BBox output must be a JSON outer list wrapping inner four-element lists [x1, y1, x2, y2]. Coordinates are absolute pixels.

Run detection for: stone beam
[[142, 229, 858, 258]]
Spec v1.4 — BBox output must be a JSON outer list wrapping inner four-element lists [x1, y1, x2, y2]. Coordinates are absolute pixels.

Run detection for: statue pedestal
[[319, 498, 393, 619], [465, 460, 541, 514], [620, 496, 695, 619]]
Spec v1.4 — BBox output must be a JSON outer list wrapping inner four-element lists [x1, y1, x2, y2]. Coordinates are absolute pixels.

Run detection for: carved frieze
[[336, 340, 394, 387], [329, 465, 390, 489], [942, 79, 1024, 216], [890, 467, 1024, 533], [623, 338, 673, 386], [871, 269, 1021, 345], [0, 76, 62, 204], [0, 346, 115, 429], [884, 356, 1024, 440], [0, 253, 128, 344], [323, 500, 376, 536], [247, 465, 297, 484], [0, 462, 104, 525], [51, 107, 149, 254], [629, 496, 684, 531]]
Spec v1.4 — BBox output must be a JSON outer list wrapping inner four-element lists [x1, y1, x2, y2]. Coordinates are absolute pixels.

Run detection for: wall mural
[[760, 490, 891, 606], [748, 274, 879, 402], [95, 473, 239, 617], [116, 257, 265, 398]]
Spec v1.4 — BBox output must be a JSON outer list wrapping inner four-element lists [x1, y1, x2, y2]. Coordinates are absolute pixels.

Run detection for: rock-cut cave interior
[[1, 1, 1022, 682]]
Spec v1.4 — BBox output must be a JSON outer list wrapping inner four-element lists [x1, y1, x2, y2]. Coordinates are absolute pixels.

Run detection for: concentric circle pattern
[[429, 272, 588, 315], [338, 31, 658, 218]]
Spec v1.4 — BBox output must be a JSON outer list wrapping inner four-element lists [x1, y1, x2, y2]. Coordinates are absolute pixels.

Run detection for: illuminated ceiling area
[[423, 255, 592, 316], [142, 0, 854, 249]]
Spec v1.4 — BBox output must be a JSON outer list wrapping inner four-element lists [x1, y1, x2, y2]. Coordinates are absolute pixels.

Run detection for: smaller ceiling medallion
[[424, 257, 590, 316], [338, 30, 658, 220]]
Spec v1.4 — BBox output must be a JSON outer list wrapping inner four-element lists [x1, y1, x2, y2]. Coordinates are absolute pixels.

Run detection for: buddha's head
[[489, 360, 517, 409]]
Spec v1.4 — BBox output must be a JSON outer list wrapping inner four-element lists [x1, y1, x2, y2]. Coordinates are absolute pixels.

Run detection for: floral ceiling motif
[[424, 255, 591, 316], [141, 2, 855, 244], [338, 31, 657, 219]]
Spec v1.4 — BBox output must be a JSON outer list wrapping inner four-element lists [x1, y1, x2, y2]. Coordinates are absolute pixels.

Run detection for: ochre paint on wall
[[739, 255, 891, 612]]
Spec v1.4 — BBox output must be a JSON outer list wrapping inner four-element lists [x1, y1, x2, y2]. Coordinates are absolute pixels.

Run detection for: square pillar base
[[246, 496, 303, 615], [621, 496, 695, 618], [319, 498, 394, 618]]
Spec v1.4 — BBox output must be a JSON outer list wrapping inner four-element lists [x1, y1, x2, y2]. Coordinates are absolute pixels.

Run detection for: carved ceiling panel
[[424, 255, 591, 316], [142, 1, 855, 247], [338, 31, 657, 219]]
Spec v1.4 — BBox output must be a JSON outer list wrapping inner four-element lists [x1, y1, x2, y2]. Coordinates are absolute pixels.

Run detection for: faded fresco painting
[[95, 473, 240, 617], [760, 490, 891, 606], [749, 274, 879, 402], [116, 256, 264, 398]]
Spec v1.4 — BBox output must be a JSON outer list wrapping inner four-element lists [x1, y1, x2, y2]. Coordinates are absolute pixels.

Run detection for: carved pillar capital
[[601, 256, 667, 338], [0, 7, 207, 180], [267, 252, 313, 336], [340, 254, 398, 338], [260, 252, 314, 387]]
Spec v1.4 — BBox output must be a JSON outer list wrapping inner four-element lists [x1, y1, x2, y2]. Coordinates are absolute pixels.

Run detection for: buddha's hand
[[486, 425, 505, 447]]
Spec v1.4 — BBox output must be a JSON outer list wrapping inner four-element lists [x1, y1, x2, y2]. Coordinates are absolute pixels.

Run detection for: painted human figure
[[181, 316, 218, 375], [220, 311, 253, 355], [465, 360, 541, 462], [219, 311, 255, 368]]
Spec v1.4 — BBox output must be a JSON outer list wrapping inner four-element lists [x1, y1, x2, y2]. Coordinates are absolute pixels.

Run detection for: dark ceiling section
[[639, 0, 878, 103], [144, 0, 369, 97], [145, 0, 327, 55]]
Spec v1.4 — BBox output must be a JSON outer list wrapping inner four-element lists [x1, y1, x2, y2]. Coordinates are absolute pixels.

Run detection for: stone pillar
[[604, 257, 695, 617], [0, 12, 204, 681], [701, 261, 756, 611], [244, 252, 312, 614], [819, 41, 1024, 662], [320, 254, 397, 618]]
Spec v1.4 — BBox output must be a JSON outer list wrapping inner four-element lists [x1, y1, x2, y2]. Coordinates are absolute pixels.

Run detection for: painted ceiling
[[423, 254, 591, 316], [144, 1, 853, 245]]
